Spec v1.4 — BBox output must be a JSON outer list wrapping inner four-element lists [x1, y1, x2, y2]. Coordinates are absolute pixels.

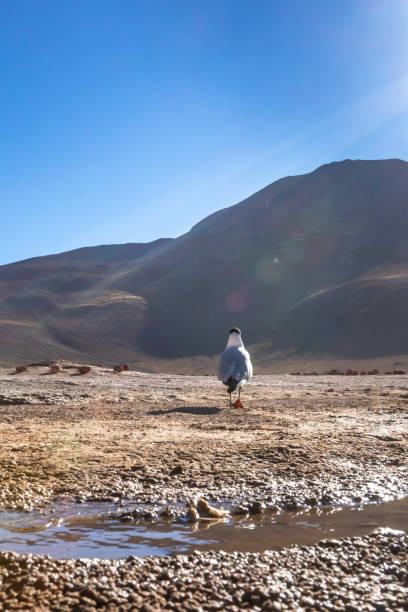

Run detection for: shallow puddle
[[0, 497, 406, 559]]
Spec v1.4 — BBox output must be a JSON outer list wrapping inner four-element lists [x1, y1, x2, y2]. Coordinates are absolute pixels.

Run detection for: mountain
[[1, 158, 408, 371]]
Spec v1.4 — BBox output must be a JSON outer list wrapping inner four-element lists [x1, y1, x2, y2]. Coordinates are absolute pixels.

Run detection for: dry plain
[[0, 366, 407, 610]]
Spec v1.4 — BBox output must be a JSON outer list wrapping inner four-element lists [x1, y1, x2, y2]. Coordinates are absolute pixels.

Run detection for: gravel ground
[[0, 529, 406, 610], [0, 366, 407, 609]]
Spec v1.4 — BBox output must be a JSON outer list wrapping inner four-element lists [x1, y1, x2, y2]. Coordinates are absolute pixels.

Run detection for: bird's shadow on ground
[[148, 406, 221, 416]]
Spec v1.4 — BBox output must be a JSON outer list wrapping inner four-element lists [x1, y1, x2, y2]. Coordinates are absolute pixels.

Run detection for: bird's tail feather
[[225, 377, 238, 394]]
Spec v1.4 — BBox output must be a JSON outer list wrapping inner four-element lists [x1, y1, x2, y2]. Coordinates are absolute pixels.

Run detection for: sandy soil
[[0, 366, 407, 609], [0, 367, 407, 514]]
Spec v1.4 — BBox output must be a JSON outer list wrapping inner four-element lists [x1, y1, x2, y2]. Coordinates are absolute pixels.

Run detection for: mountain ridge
[[1, 158, 408, 371]]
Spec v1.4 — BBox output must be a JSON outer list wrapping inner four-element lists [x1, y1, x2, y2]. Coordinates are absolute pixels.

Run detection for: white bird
[[218, 327, 253, 407]]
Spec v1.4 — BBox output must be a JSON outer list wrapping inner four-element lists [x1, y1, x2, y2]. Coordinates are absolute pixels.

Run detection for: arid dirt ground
[[0, 366, 407, 610]]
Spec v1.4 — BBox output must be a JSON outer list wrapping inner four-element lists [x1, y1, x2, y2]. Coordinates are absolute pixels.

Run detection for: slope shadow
[[149, 406, 221, 416]]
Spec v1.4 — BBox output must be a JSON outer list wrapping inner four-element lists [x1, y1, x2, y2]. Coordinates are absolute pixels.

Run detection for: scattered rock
[[187, 497, 229, 521], [232, 506, 249, 515], [170, 465, 183, 476], [78, 366, 91, 375], [248, 501, 265, 514]]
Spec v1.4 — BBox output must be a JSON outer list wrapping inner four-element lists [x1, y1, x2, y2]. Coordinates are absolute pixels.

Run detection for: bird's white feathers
[[218, 332, 253, 387]]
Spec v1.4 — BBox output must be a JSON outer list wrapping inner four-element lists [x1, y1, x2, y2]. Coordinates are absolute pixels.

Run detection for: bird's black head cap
[[229, 327, 241, 335]]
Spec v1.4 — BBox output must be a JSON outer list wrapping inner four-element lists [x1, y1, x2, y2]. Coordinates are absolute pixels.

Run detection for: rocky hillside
[[1, 159, 408, 371]]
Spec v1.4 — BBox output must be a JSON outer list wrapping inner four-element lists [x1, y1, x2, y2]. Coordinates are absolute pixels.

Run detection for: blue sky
[[1, 0, 408, 265]]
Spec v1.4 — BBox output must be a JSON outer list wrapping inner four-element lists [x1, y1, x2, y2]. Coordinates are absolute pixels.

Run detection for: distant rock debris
[[78, 366, 91, 375], [293, 368, 406, 376], [15, 365, 28, 373], [290, 371, 319, 376], [113, 364, 130, 373]]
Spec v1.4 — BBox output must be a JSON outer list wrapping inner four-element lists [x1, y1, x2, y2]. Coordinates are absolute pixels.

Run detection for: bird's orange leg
[[233, 388, 243, 408]]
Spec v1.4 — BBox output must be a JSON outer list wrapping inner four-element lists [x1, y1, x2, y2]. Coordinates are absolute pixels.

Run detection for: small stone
[[170, 465, 183, 476]]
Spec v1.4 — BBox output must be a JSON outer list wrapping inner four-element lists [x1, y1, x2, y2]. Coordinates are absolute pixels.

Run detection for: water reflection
[[0, 497, 406, 559]]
